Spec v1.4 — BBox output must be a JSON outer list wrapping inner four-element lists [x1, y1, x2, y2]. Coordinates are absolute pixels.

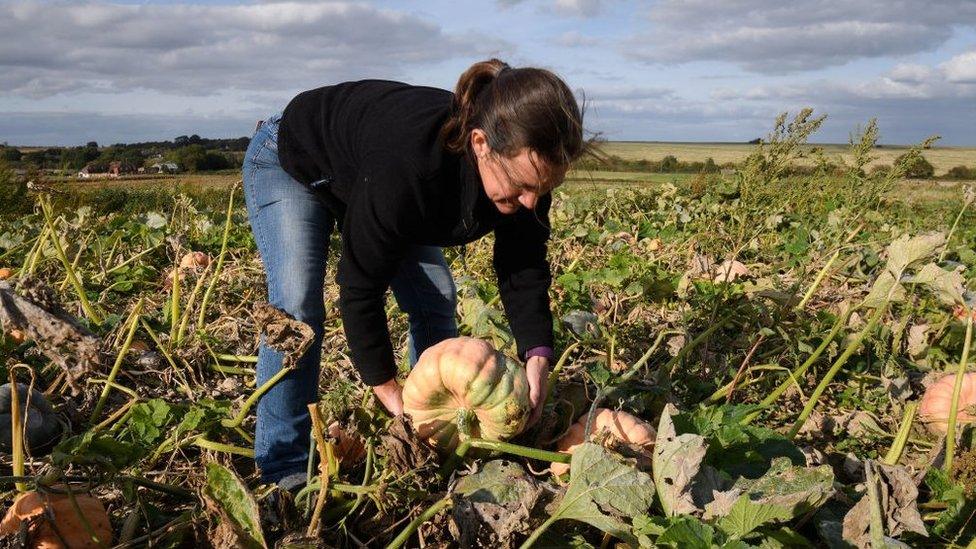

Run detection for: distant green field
[[599, 141, 976, 176]]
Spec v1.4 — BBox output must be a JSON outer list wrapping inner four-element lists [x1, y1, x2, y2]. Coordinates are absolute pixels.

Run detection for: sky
[[1, 0, 975, 146]]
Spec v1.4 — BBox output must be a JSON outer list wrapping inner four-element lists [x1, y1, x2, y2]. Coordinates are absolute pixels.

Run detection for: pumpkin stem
[[455, 408, 477, 441]]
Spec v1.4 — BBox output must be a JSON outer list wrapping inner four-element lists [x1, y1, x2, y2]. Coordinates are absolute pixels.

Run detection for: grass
[[601, 141, 976, 176]]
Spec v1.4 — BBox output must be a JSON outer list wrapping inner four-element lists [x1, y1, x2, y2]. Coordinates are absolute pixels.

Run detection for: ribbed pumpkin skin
[[919, 372, 976, 434], [550, 408, 656, 476], [402, 337, 530, 451]]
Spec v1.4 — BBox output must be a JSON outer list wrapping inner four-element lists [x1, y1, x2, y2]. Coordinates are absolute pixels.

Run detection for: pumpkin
[[919, 372, 976, 434], [179, 251, 210, 270], [5, 329, 26, 345], [550, 408, 656, 476], [0, 383, 64, 455], [0, 268, 13, 280], [0, 490, 112, 549], [402, 337, 530, 451], [327, 421, 366, 466]]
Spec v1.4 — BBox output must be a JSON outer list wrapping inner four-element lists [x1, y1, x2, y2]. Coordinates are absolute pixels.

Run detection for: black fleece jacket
[[277, 79, 553, 386]]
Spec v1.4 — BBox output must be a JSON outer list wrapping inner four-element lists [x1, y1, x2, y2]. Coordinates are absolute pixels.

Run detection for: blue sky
[[1, 0, 974, 146]]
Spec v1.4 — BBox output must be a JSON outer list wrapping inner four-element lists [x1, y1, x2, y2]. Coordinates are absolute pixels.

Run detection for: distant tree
[[702, 157, 719, 173], [174, 135, 190, 146], [895, 153, 935, 179], [1, 147, 22, 162], [659, 155, 679, 173], [945, 165, 975, 180], [86, 141, 99, 149], [188, 134, 203, 145], [748, 138, 762, 144]]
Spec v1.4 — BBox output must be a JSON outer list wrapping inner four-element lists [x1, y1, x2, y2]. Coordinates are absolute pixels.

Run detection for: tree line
[[0, 134, 250, 174]]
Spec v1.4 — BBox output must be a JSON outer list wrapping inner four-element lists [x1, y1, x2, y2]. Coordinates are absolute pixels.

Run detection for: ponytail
[[441, 58, 510, 153], [441, 59, 587, 170]]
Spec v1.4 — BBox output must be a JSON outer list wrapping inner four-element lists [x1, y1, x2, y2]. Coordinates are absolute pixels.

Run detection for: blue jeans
[[242, 113, 459, 483]]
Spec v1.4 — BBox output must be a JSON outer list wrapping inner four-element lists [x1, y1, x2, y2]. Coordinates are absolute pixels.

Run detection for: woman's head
[[441, 59, 586, 214]]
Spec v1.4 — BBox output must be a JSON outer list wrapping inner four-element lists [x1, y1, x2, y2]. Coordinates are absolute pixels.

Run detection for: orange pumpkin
[[402, 337, 530, 451], [919, 372, 976, 434], [550, 408, 656, 476], [179, 251, 210, 270], [327, 421, 366, 466], [0, 490, 112, 549], [6, 329, 26, 345], [0, 268, 13, 280]]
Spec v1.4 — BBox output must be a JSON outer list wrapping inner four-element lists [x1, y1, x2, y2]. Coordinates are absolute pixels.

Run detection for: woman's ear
[[469, 129, 490, 159]]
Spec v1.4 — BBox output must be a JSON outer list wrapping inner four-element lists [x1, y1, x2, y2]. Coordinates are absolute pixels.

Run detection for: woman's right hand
[[372, 378, 404, 416]]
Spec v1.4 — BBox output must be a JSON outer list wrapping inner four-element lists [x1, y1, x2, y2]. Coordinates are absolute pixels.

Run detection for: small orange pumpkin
[[0, 490, 112, 549], [179, 251, 210, 270], [550, 408, 656, 476], [327, 421, 366, 466], [6, 329, 26, 345], [0, 268, 13, 280], [402, 337, 530, 451], [919, 372, 976, 434]]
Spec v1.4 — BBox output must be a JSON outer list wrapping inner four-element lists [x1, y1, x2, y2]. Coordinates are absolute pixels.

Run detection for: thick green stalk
[[221, 364, 295, 428], [794, 250, 840, 312], [8, 370, 25, 493], [788, 304, 886, 439], [945, 313, 973, 472], [741, 309, 852, 426], [883, 402, 918, 466], [175, 262, 211, 345], [866, 462, 886, 548], [520, 514, 560, 549], [440, 437, 570, 477], [192, 437, 254, 457], [215, 353, 259, 363], [938, 197, 973, 263], [385, 496, 453, 549], [90, 298, 143, 424], [197, 185, 236, 329], [139, 319, 195, 399], [21, 225, 49, 277], [169, 258, 180, 343], [39, 198, 101, 325], [546, 342, 579, 399]]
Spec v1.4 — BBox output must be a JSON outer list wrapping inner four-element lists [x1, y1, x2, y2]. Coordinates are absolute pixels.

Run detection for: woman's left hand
[[525, 355, 550, 427]]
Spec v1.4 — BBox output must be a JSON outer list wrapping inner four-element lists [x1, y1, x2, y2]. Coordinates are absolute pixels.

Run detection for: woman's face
[[470, 130, 565, 215]]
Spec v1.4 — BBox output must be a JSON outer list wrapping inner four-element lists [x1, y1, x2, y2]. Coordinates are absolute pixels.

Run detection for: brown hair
[[441, 59, 587, 183]]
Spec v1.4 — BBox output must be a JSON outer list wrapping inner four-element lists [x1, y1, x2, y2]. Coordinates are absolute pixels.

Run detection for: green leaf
[[863, 271, 905, 309], [52, 431, 143, 472], [654, 404, 708, 516], [716, 496, 793, 539], [909, 263, 966, 306], [202, 461, 266, 549], [549, 442, 655, 546], [126, 398, 172, 445], [883, 232, 945, 277], [656, 515, 716, 549]]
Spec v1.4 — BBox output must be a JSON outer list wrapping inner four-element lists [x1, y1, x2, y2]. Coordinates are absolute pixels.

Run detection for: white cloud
[[553, 0, 604, 17], [941, 50, 976, 83], [627, 0, 976, 73], [0, 1, 501, 99]]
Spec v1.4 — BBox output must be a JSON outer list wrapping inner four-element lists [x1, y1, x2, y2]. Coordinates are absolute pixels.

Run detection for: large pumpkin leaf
[[909, 263, 966, 306], [883, 233, 945, 278], [548, 442, 655, 546], [654, 404, 708, 516], [202, 461, 266, 549], [453, 460, 545, 547]]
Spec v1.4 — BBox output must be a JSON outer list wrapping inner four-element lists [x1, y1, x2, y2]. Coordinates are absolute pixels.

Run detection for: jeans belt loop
[[310, 176, 334, 190]]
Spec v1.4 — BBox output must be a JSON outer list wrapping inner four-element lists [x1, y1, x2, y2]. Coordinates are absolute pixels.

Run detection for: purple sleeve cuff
[[525, 346, 555, 362]]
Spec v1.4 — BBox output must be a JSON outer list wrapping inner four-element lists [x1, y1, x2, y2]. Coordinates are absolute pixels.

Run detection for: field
[[601, 141, 976, 176], [1, 121, 976, 548]]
